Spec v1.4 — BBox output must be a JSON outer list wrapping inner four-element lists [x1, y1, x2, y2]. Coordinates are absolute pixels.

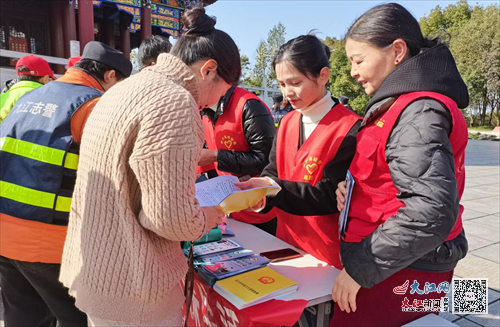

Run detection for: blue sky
[[205, 0, 499, 67]]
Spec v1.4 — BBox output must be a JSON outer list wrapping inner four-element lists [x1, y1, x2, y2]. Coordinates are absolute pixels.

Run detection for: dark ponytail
[[272, 34, 331, 79], [345, 3, 438, 57], [170, 6, 241, 85]]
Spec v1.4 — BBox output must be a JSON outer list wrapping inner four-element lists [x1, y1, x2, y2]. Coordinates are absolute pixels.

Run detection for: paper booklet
[[195, 175, 281, 214], [194, 249, 254, 266], [186, 239, 243, 258], [214, 266, 298, 310], [338, 170, 354, 239], [197, 254, 270, 286]]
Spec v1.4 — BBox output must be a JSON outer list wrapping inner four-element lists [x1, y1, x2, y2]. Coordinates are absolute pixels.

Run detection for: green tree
[[247, 40, 268, 88], [420, 5, 448, 39], [244, 23, 286, 88], [419, 0, 471, 40], [450, 5, 500, 126], [266, 22, 286, 86], [482, 39, 500, 125], [240, 54, 251, 81], [323, 36, 369, 115], [420, 1, 500, 126]]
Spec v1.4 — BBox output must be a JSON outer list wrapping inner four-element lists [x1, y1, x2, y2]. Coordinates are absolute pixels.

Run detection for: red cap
[[67, 56, 81, 68], [16, 55, 55, 80]]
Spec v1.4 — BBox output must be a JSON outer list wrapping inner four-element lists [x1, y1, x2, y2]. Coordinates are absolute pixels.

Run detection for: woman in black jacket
[[198, 86, 278, 233], [332, 3, 469, 326]]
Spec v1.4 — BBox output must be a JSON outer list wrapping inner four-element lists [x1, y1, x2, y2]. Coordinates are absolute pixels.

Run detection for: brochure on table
[[186, 238, 298, 308], [187, 239, 270, 287], [214, 266, 298, 310]]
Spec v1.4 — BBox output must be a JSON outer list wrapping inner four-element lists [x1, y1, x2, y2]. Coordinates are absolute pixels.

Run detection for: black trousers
[[0, 255, 87, 327]]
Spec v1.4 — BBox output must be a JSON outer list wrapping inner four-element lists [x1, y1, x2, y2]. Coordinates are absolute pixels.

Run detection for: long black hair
[[272, 34, 331, 80], [345, 3, 438, 57], [171, 7, 241, 85]]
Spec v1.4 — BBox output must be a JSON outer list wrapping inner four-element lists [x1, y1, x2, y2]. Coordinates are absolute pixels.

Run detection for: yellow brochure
[[195, 175, 280, 214], [214, 266, 297, 309]]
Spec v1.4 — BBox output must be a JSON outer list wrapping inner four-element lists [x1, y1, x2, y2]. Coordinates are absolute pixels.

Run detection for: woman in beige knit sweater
[[59, 7, 241, 326]]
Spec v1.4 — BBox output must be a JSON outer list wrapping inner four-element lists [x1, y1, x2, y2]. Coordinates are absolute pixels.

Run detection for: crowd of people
[[0, 3, 469, 327]]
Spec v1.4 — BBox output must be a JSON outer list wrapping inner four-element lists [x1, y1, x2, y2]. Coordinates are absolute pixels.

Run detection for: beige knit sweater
[[60, 54, 209, 324]]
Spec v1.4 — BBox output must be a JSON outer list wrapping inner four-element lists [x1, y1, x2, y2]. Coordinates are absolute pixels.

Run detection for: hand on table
[[336, 181, 347, 211], [198, 149, 217, 167], [332, 268, 361, 313]]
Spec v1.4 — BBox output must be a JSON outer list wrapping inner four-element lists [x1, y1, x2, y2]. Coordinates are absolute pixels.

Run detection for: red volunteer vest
[[344, 92, 467, 243], [275, 104, 360, 268], [199, 87, 276, 224]]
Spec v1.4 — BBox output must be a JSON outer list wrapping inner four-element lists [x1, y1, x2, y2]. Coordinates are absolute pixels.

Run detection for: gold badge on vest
[[302, 156, 323, 181], [220, 135, 237, 151]]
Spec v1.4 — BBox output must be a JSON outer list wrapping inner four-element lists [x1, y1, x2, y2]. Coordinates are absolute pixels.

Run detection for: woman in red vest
[[197, 85, 277, 234], [331, 4, 469, 326], [236, 34, 361, 269]]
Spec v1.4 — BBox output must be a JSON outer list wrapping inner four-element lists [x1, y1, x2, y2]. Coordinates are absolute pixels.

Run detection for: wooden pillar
[[61, 1, 77, 59], [78, 0, 95, 54], [141, 4, 152, 40], [120, 21, 131, 59], [103, 19, 115, 48], [49, 2, 65, 74]]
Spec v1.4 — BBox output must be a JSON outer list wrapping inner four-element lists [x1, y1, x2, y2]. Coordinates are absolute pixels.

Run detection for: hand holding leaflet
[[195, 175, 280, 214]]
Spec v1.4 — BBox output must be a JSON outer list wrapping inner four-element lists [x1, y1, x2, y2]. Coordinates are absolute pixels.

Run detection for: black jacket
[[341, 43, 469, 288], [261, 98, 361, 216], [200, 87, 276, 176]]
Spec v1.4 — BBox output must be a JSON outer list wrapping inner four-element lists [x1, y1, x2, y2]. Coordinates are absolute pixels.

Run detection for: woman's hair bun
[[306, 30, 331, 60], [181, 6, 216, 36], [323, 43, 331, 60], [420, 37, 439, 49]]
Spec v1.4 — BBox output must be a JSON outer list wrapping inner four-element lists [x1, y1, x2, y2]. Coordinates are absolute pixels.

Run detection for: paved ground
[[438, 139, 500, 326], [0, 139, 498, 326]]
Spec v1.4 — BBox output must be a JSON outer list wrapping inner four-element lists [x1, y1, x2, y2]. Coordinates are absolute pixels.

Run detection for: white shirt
[[295, 91, 335, 141], [262, 91, 335, 202]]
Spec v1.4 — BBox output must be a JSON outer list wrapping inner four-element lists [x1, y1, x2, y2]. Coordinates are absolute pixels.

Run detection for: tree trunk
[[468, 107, 475, 127], [481, 98, 488, 126], [489, 105, 495, 126], [497, 100, 500, 126]]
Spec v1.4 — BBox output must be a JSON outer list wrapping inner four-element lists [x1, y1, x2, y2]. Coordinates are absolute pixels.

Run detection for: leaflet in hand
[[339, 170, 354, 239], [195, 175, 280, 214]]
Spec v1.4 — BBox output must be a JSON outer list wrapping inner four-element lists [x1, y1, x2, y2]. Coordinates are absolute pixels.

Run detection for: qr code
[[452, 278, 488, 314]]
